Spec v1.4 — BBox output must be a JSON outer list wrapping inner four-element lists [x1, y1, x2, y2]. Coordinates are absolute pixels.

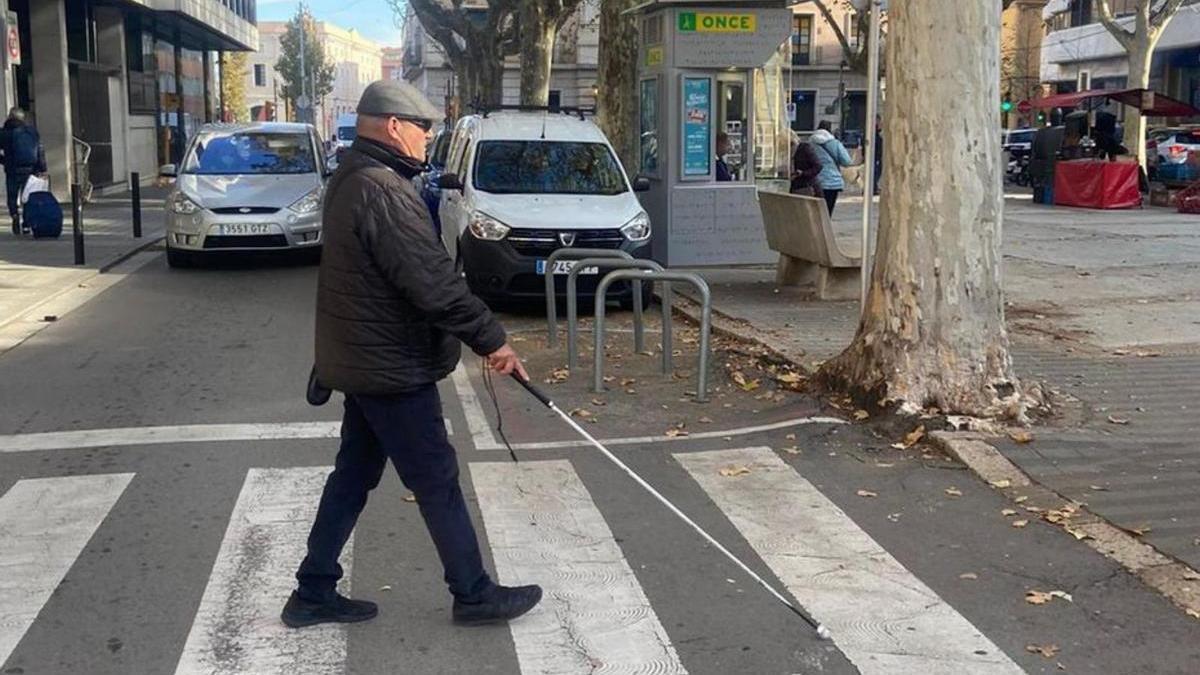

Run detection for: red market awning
[[1029, 88, 1200, 117]]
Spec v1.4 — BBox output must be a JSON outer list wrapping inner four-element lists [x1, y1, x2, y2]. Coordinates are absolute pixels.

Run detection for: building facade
[[245, 20, 383, 140], [381, 46, 403, 82], [1, 0, 257, 198], [1002, 0, 1049, 128], [1041, 0, 1200, 111]]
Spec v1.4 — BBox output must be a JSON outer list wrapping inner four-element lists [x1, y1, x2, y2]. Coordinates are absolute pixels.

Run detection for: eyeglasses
[[394, 116, 433, 133]]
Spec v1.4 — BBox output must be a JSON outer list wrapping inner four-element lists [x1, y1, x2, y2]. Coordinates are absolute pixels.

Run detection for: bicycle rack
[[565, 257, 666, 371], [594, 270, 712, 402], [544, 248, 633, 348]]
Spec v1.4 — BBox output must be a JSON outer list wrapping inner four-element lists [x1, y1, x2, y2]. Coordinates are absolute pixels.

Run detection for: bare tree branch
[[1096, 0, 1136, 50]]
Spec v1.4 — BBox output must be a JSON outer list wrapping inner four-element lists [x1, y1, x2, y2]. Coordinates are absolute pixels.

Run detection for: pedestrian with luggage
[[282, 80, 543, 630], [0, 108, 47, 235], [808, 120, 854, 215]]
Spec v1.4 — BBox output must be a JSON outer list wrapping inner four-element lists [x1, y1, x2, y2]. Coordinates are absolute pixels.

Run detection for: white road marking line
[[0, 473, 134, 664], [451, 360, 499, 450], [470, 460, 687, 675], [175, 466, 346, 675], [675, 448, 1024, 675], [475, 416, 847, 452], [0, 416, 839, 454], [0, 422, 344, 453]]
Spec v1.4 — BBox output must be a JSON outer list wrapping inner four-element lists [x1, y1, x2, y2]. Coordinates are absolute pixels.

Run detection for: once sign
[[678, 12, 757, 33]]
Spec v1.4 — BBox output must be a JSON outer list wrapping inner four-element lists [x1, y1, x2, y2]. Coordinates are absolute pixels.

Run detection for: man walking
[[282, 80, 542, 628], [0, 108, 47, 235]]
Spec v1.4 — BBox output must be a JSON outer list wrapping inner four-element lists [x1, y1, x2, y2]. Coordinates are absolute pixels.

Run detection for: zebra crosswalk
[[0, 450, 1030, 674]]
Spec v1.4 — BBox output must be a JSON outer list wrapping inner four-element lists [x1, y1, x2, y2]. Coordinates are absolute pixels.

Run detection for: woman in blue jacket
[[807, 120, 854, 215]]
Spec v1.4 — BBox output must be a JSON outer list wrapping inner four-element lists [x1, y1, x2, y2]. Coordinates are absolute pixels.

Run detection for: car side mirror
[[437, 173, 464, 191], [159, 163, 177, 178], [633, 176, 651, 192]]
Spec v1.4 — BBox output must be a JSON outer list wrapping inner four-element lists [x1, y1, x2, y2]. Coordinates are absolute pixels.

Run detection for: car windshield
[[184, 131, 315, 175], [337, 127, 356, 141], [473, 141, 626, 195]]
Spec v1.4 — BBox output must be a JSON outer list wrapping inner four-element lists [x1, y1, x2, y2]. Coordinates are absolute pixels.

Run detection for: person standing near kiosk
[[808, 120, 854, 214]]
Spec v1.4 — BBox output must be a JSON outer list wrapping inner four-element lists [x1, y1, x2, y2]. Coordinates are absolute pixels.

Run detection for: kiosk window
[[640, 78, 658, 175]]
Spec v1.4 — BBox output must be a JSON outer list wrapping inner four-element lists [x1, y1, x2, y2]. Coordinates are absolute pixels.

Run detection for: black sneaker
[[452, 584, 543, 625], [280, 590, 378, 628]]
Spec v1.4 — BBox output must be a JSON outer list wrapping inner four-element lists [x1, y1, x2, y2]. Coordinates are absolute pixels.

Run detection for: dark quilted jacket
[[315, 137, 506, 394]]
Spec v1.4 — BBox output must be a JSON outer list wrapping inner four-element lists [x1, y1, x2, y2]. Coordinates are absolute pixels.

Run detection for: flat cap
[[356, 80, 442, 123]]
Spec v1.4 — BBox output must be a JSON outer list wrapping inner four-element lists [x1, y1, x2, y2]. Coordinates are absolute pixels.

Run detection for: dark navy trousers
[[295, 384, 493, 603]]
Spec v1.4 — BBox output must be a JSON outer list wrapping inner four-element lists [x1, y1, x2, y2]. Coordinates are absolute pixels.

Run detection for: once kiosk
[[630, 1, 793, 266]]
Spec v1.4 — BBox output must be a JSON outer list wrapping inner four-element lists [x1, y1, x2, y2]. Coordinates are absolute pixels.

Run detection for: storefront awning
[[1030, 88, 1200, 117]]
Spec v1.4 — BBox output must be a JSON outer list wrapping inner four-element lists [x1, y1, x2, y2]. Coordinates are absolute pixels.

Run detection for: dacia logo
[[238, 207, 251, 213], [558, 232, 576, 247]]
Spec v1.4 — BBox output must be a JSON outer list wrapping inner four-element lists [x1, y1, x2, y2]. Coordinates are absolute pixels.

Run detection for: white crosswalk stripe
[[174, 466, 348, 675], [470, 460, 688, 674], [0, 473, 133, 665], [675, 447, 1024, 675]]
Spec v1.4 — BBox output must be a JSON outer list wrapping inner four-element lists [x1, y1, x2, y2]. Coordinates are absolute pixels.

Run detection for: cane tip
[[816, 624, 832, 641]]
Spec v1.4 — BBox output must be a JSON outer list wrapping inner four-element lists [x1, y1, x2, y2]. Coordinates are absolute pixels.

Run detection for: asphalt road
[[1, 253, 1198, 674]]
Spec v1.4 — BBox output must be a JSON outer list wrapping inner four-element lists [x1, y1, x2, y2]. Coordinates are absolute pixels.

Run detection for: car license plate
[[216, 223, 276, 236], [537, 260, 599, 276]]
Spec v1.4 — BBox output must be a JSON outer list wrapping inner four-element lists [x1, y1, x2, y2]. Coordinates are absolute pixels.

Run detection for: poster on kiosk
[[633, 2, 793, 267]]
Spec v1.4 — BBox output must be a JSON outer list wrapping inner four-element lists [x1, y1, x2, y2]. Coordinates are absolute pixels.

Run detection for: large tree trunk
[[596, 0, 639, 174], [520, 3, 557, 106], [819, 1, 1021, 418], [1123, 38, 1154, 168]]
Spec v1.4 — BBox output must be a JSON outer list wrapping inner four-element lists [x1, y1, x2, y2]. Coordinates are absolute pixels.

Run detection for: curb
[[98, 234, 164, 274], [929, 431, 1200, 622], [661, 289, 807, 369]]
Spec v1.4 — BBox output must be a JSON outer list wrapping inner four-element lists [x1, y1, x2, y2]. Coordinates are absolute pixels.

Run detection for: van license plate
[[537, 260, 599, 276]]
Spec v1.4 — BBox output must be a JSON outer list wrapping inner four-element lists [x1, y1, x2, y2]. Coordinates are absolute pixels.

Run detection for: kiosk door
[[716, 74, 748, 181]]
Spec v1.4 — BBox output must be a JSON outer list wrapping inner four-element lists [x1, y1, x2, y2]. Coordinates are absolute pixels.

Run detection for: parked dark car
[[414, 128, 451, 234]]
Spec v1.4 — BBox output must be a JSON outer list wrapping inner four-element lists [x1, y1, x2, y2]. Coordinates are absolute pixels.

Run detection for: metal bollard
[[543, 248, 632, 349], [131, 172, 142, 238], [565, 257, 665, 371], [71, 183, 85, 265], [595, 270, 711, 401]]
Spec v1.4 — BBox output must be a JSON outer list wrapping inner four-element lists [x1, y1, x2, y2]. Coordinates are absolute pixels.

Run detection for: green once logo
[[678, 12, 697, 31]]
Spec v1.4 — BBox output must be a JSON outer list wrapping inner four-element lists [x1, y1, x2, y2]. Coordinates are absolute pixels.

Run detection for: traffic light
[[1001, 99, 1014, 113]]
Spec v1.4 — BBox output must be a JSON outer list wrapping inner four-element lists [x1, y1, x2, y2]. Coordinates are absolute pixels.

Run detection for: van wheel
[[166, 246, 193, 268]]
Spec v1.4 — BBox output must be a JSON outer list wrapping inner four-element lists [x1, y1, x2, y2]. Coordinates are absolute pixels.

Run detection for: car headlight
[[169, 192, 199, 215], [468, 211, 511, 241], [289, 186, 324, 214], [620, 212, 651, 242]]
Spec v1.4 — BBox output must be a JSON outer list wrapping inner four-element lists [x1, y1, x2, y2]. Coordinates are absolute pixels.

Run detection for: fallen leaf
[[1025, 590, 1052, 605], [1012, 519, 1030, 528], [402, 494, 417, 503], [731, 371, 748, 386], [1065, 527, 1091, 541], [665, 428, 689, 438], [602, 375, 615, 383], [785, 433, 796, 441], [1182, 570, 1200, 581], [780, 446, 802, 455], [1026, 643, 1061, 659], [590, 398, 607, 407], [1107, 415, 1130, 425], [379, 584, 393, 592], [1089, 484, 1110, 492], [990, 479, 1012, 489], [620, 377, 637, 386], [875, 462, 895, 468], [1049, 590, 1073, 603], [959, 572, 978, 580], [902, 425, 926, 448], [1187, 608, 1200, 619], [569, 408, 595, 420], [1134, 350, 1162, 358], [719, 465, 751, 477], [776, 372, 803, 385], [546, 368, 570, 384], [1009, 430, 1035, 444], [1130, 525, 1152, 536], [856, 489, 879, 498], [697, 416, 714, 424], [890, 442, 906, 450], [853, 409, 870, 421], [945, 487, 964, 497], [1001, 508, 1018, 516], [1014, 495, 1030, 503]]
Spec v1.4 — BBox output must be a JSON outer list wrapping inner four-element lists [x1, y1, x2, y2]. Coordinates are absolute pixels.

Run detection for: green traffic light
[[1001, 100, 1014, 112]]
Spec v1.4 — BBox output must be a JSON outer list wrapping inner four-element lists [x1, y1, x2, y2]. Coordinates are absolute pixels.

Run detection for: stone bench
[[757, 190, 861, 300]]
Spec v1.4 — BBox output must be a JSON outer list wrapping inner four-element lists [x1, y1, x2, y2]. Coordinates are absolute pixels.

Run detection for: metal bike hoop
[[544, 248, 633, 348], [565, 257, 666, 371], [594, 270, 711, 402]]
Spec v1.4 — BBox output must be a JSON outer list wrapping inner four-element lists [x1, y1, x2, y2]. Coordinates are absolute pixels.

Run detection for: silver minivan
[[161, 122, 327, 267]]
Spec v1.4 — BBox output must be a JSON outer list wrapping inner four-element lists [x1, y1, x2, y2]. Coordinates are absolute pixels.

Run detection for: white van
[[333, 113, 357, 154], [437, 110, 651, 304]]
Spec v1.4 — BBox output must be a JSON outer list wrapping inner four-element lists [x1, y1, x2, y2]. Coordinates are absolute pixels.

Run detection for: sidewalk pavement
[[671, 193, 1200, 587], [0, 188, 165, 341]]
